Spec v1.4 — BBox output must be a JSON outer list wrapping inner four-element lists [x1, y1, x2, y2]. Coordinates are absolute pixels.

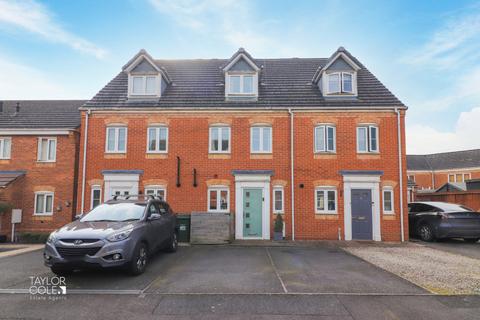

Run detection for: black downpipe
[[193, 168, 197, 187], [176, 156, 181, 187]]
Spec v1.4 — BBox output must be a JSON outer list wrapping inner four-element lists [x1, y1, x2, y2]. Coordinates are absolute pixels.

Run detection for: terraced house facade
[[77, 47, 408, 241], [0, 100, 84, 239]]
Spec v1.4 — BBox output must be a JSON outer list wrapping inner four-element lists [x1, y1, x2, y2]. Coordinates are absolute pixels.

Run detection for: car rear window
[[432, 203, 473, 212], [81, 203, 146, 222]]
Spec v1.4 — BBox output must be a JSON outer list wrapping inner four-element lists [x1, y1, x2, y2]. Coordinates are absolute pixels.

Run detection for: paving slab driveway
[[145, 245, 424, 294], [0, 245, 424, 294]]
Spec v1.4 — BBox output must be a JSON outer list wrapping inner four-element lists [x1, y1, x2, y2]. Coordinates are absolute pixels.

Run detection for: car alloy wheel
[[172, 233, 178, 250], [419, 225, 433, 242], [136, 246, 147, 272]]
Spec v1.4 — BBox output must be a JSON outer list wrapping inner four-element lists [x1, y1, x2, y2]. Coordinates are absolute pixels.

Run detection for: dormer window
[[314, 48, 361, 97], [131, 75, 158, 95], [228, 74, 255, 94], [327, 72, 354, 94], [223, 48, 260, 100], [123, 49, 171, 99]]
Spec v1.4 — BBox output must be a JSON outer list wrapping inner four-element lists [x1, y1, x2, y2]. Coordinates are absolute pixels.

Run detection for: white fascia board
[[0, 128, 74, 135], [323, 52, 361, 72], [124, 54, 161, 73], [223, 53, 260, 72]]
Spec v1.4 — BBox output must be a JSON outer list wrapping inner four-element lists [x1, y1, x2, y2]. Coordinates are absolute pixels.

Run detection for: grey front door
[[351, 189, 373, 240]]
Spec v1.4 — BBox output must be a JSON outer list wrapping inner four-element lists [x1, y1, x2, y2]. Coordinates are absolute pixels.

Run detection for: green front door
[[243, 188, 263, 237]]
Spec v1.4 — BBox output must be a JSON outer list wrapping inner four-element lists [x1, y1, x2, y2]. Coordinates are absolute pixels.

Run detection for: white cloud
[[402, 9, 480, 69], [0, 55, 80, 99], [0, 0, 106, 59], [407, 107, 480, 154], [148, 0, 299, 56], [416, 66, 480, 111]]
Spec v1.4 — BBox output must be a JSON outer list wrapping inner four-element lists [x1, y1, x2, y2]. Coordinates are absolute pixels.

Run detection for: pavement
[[0, 244, 479, 319]]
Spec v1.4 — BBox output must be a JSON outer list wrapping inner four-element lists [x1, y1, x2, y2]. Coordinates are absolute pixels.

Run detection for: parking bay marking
[[266, 247, 288, 294], [0, 289, 439, 296]]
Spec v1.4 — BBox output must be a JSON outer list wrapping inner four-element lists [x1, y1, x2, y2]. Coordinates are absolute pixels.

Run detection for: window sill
[[33, 213, 53, 217], [314, 153, 337, 159], [207, 210, 230, 214], [357, 153, 381, 160], [208, 154, 231, 160], [314, 213, 339, 220], [250, 154, 273, 160], [0, 159, 11, 164], [146, 153, 168, 159], [273, 211, 284, 215], [383, 214, 396, 220], [35, 162, 56, 168], [104, 153, 127, 159]]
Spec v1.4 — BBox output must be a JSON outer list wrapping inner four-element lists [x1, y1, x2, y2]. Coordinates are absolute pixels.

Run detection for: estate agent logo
[[29, 276, 67, 301]]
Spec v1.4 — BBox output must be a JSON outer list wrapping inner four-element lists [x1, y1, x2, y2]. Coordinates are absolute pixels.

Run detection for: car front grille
[[59, 239, 100, 244], [56, 246, 102, 258]]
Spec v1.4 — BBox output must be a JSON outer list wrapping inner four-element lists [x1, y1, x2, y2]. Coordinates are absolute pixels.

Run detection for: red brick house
[[407, 149, 480, 197], [0, 100, 84, 240], [77, 47, 408, 242]]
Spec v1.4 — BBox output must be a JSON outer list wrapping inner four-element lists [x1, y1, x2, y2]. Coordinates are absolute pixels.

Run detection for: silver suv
[[44, 196, 178, 276]]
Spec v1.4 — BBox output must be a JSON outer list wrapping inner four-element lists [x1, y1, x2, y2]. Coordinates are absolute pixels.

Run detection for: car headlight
[[46, 232, 57, 244], [106, 227, 134, 242]]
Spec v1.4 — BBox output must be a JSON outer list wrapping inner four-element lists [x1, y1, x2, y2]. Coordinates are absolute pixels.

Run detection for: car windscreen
[[81, 203, 146, 222], [432, 203, 473, 212]]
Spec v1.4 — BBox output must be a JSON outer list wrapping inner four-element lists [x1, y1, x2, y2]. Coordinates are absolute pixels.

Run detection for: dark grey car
[[44, 197, 177, 276], [408, 201, 480, 242]]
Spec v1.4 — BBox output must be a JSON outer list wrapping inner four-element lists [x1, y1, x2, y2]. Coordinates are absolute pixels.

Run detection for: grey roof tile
[[407, 149, 480, 171], [0, 100, 85, 129], [84, 51, 405, 109]]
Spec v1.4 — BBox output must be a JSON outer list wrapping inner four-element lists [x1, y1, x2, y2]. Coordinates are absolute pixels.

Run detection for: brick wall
[[408, 170, 480, 190], [77, 109, 408, 241], [0, 132, 79, 237]]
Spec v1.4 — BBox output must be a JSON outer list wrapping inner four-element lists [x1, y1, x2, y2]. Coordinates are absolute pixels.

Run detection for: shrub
[[274, 214, 283, 233], [0, 202, 12, 215], [17, 232, 50, 244]]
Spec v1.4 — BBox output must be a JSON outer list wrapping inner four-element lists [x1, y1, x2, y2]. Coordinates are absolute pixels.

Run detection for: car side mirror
[[148, 213, 161, 221], [74, 214, 83, 220]]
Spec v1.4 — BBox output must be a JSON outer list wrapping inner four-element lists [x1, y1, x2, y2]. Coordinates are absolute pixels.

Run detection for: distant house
[[407, 149, 480, 191], [0, 100, 85, 239]]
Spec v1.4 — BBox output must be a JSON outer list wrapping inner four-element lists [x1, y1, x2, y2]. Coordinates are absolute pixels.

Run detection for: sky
[[0, 0, 479, 155]]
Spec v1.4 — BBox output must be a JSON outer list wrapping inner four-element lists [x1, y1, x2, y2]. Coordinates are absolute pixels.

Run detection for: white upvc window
[[0, 137, 11, 159], [228, 74, 255, 94], [34, 192, 54, 216], [251, 126, 272, 153], [383, 187, 394, 214], [327, 72, 354, 94], [91, 186, 102, 209], [208, 186, 229, 212], [147, 126, 168, 153], [145, 186, 166, 201], [315, 187, 337, 214], [449, 173, 471, 183], [106, 126, 127, 153], [357, 125, 379, 153], [407, 174, 415, 182], [314, 125, 336, 153], [130, 75, 158, 95], [37, 137, 56, 162], [209, 126, 231, 153], [273, 186, 284, 214]]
